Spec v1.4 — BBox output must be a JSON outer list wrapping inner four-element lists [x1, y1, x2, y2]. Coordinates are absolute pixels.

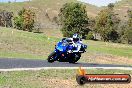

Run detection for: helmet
[[72, 33, 79, 42]]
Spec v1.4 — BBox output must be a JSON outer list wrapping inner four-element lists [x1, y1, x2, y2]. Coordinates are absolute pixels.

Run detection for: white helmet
[[73, 33, 79, 38], [72, 33, 79, 42]]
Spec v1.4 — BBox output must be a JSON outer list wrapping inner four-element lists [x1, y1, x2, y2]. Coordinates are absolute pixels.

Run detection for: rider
[[72, 33, 82, 52], [72, 33, 82, 44]]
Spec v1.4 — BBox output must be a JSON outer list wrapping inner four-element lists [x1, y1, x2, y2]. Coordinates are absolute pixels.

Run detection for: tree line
[[59, 3, 132, 44]]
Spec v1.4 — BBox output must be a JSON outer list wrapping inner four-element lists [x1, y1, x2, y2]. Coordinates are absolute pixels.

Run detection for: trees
[[59, 2, 90, 38], [0, 10, 13, 27], [14, 8, 35, 32], [121, 10, 132, 44], [123, 29, 132, 44], [95, 3, 120, 42], [127, 10, 132, 28], [86, 31, 94, 40], [95, 5, 132, 44]]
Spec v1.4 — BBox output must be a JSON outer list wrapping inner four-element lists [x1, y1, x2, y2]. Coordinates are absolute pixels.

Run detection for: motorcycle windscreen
[[56, 42, 68, 52]]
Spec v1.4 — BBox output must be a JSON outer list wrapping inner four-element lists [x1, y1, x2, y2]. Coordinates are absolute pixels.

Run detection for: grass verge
[[0, 69, 132, 88]]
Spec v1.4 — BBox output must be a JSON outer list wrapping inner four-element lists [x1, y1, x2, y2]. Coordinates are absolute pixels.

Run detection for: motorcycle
[[47, 38, 87, 63]]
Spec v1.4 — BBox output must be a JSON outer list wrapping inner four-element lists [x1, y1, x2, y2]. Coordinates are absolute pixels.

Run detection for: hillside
[[0, 0, 131, 28], [0, 0, 99, 17], [114, 0, 132, 20], [0, 0, 99, 29]]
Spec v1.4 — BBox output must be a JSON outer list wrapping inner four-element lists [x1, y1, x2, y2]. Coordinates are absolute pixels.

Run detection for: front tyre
[[47, 52, 56, 63]]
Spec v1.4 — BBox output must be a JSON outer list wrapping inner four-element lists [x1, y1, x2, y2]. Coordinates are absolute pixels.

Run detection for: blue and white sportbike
[[47, 38, 87, 63]]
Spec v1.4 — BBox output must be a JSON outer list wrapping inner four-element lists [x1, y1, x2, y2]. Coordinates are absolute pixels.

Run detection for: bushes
[[117, 10, 132, 44], [86, 32, 94, 40], [95, 3, 120, 42], [14, 8, 35, 32], [122, 29, 132, 44]]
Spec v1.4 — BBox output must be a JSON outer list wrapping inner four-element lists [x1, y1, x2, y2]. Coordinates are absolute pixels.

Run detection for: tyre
[[69, 57, 80, 63], [69, 54, 81, 63], [47, 52, 56, 63], [76, 75, 87, 85]]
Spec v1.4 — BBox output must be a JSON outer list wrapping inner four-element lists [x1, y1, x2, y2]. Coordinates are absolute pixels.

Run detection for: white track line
[[0, 67, 132, 71]]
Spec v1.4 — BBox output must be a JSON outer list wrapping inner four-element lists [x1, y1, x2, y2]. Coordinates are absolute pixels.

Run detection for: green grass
[[84, 40, 132, 58], [0, 27, 132, 61], [0, 69, 132, 88], [0, 51, 45, 59], [0, 27, 60, 59]]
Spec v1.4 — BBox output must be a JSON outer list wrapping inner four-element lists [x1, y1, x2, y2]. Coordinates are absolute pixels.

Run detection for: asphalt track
[[0, 58, 132, 70]]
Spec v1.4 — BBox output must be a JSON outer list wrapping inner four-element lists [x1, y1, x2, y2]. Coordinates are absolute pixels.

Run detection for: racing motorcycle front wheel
[[47, 52, 56, 63]]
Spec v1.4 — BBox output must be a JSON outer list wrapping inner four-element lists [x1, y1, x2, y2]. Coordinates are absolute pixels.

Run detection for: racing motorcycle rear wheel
[[69, 53, 81, 63], [47, 52, 56, 63]]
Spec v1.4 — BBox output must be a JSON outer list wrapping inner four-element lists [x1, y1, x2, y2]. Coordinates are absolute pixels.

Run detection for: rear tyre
[[47, 52, 56, 63], [69, 54, 81, 63]]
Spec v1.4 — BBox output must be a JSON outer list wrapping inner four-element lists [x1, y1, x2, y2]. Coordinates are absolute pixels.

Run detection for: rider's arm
[[79, 39, 83, 43]]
